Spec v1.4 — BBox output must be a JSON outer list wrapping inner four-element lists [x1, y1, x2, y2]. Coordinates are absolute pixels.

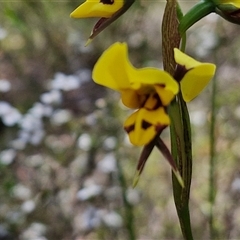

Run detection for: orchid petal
[[70, 0, 124, 18], [154, 86, 176, 106], [92, 42, 133, 90], [124, 107, 170, 146], [121, 89, 145, 109], [128, 68, 179, 95], [174, 48, 216, 102], [174, 48, 201, 69], [180, 64, 216, 102]]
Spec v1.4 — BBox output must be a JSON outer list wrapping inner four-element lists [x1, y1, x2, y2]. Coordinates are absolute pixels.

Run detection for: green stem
[[209, 75, 217, 239], [176, 3, 187, 53], [162, 0, 193, 238], [117, 160, 136, 240], [169, 95, 193, 240], [179, 0, 215, 35]]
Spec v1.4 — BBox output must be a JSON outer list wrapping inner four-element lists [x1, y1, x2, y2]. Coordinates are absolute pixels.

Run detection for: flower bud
[[215, 4, 240, 24]]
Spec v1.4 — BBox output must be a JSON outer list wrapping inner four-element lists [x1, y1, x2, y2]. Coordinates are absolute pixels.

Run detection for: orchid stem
[[209, 74, 217, 239], [178, 0, 215, 35], [117, 159, 136, 240], [162, 0, 193, 238], [169, 95, 193, 240]]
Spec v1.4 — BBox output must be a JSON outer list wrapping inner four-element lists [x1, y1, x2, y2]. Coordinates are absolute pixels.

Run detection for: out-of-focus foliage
[[0, 1, 240, 239]]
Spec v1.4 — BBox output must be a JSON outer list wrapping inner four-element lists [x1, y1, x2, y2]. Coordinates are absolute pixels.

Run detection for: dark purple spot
[[174, 64, 189, 82], [124, 124, 134, 133], [142, 120, 152, 130], [153, 93, 162, 109], [156, 84, 166, 88], [100, 0, 114, 4]]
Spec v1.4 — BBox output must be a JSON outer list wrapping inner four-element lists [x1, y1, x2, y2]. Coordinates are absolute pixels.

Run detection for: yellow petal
[[174, 48, 201, 69], [121, 89, 146, 109], [70, 0, 124, 18], [124, 107, 170, 146], [129, 67, 179, 96], [154, 86, 176, 106], [143, 93, 159, 110], [92, 42, 133, 91], [181, 64, 216, 102]]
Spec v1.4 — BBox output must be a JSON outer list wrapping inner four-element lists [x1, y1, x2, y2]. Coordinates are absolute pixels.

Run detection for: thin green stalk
[[209, 75, 217, 239], [176, 3, 186, 53], [117, 160, 136, 240], [178, 0, 215, 35]]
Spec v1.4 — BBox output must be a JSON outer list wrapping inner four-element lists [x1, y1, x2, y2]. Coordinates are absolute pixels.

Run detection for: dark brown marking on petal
[[156, 84, 166, 88], [100, 0, 114, 4], [174, 64, 189, 82], [144, 93, 163, 110], [141, 120, 152, 130], [140, 94, 150, 108], [153, 93, 163, 109], [124, 124, 134, 133]]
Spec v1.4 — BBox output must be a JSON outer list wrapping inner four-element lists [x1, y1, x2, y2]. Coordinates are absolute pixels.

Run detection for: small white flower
[[0, 27, 7, 40], [3, 109, 22, 126], [76, 185, 102, 201], [78, 69, 91, 84], [101, 211, 123, 228], [0, 149, 16, 165], [50, 72, 80, 91], [30, 129, 45, 145], [126, 188, 141, 205], [0, 79, 11, 92], [29, 102, 52, 118], [0, 101, 11, 115], [97, 153, 117, 173], [20, 114, 43, 131], [12, 184, 32, 200], [21, 223, 47, 240], [40, 89, 62, 105], [231, 177, 240, 193], [78, 207, 101, 231], [77, 133, 92, 151], [21, 200, 36, 213], [10, 138, 27, 150], [103, 137, 117, 150], [0, 102, 22, 126], [51, 109, 72, 125]]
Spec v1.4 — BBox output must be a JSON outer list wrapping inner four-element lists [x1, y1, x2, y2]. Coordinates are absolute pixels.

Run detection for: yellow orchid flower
[[70, 0, 123, 19], [174, 48, 216, 102], [70, 0, 134, 41], [92, 42, 179, 146]]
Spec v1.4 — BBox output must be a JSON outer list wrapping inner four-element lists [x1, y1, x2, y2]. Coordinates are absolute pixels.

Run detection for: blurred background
[[0, 1, 240, 239]]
